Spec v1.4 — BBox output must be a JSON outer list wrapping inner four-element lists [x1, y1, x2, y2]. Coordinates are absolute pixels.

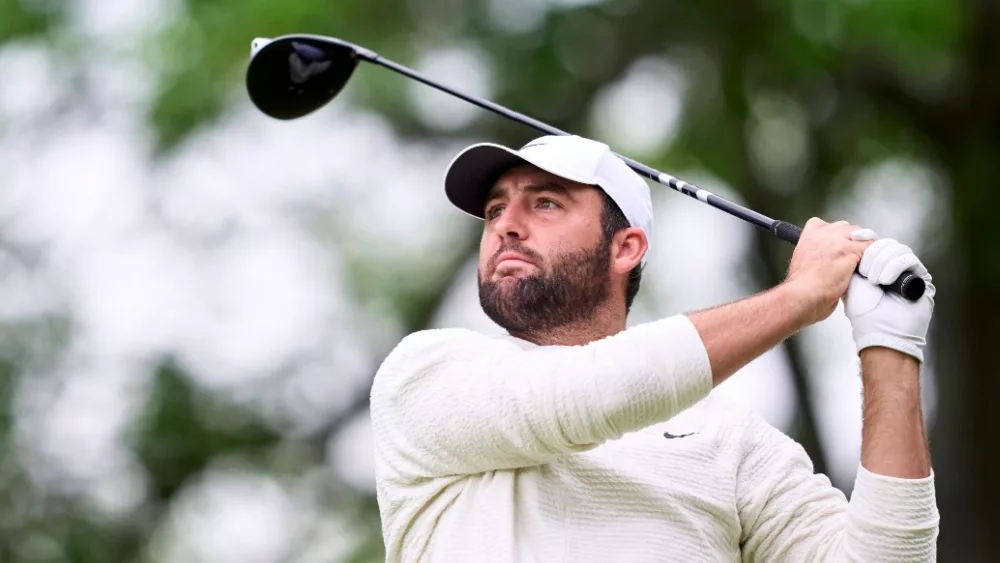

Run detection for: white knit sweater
[[370, 315, 939, 562]]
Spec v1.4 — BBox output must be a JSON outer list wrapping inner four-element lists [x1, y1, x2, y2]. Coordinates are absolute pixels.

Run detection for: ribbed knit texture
[[370, 315, 939, 562]]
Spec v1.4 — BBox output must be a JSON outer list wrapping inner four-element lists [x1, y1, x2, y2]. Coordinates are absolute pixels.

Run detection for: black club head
[[246, 35, 362, 120]]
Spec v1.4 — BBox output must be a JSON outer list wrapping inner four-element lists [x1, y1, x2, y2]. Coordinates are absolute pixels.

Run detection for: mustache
[[489, 241, 544, 270]]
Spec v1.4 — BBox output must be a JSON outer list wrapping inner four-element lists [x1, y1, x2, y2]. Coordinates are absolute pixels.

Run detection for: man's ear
[[612, 227, 647, 275]]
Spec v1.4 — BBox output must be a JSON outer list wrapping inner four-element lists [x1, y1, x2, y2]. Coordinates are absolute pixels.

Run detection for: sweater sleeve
[[369, 315, 712, 479], [737, 414, 939, 562]]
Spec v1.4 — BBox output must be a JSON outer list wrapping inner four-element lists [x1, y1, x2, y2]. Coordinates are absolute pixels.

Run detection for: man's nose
[[490, 204, 527, 241]]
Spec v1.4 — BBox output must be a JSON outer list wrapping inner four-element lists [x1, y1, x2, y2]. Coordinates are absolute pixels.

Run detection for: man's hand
[[689, 217, 878, 386], [782, 218, 874, 324], [844, 234, 935, 363]]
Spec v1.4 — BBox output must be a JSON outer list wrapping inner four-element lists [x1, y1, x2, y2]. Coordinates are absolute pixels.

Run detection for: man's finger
[[877, 253, 922, 286], [845, 239, 873, 260], [868, 242, 910, 283], [827, 220, 853, 234], [858, 238, 895, 279], [804, 217, 828, 231], [851, 229, 879, 242]]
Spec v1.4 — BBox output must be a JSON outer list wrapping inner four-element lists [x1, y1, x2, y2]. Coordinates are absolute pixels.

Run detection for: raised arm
[[741, 237, 939, 562], [371, 219, 872, 479], [846, 236, 935, 479], [370, 314, 713, 479]]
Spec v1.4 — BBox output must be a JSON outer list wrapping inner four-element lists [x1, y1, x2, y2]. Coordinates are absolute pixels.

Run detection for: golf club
[[245, 34, 925, 301]]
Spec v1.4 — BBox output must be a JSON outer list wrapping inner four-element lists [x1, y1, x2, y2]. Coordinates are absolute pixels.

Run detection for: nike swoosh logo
[[663, 431, 697, 440], [521, 140, 552, 149]]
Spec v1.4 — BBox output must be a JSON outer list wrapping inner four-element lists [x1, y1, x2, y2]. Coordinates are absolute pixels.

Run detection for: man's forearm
[[687, 282, 813, 387], [859, 348, 931, 479]]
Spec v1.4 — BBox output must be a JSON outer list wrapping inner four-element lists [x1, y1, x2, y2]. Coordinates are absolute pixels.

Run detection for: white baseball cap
[[444, 135, 654, 265]]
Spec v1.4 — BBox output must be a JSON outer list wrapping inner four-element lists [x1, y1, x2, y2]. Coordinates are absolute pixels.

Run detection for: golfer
[[370, 135, 938, 562]]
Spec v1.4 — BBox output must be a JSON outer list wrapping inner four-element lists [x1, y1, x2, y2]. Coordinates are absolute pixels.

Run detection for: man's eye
[[486, 205, 504, 220], [538, 199, 559, 209]]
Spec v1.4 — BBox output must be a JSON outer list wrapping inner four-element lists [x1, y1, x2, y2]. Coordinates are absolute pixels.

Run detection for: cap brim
[[444, 143, 529, 220]]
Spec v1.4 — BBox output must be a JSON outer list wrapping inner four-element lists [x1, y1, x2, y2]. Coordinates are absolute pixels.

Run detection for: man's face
[[477, 164, 612, 334]]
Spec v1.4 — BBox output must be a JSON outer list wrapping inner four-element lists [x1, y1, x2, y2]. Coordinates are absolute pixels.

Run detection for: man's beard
[[478, 240, 611, 335]]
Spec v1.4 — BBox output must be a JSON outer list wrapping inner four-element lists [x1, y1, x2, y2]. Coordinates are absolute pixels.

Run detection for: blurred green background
[[0, 0, 996, 561]]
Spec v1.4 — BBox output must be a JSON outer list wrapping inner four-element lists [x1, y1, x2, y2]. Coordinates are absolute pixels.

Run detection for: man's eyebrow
[[485, 181, 574, 202], [485, 184, 507, 203], [526, 182, 572, 197]]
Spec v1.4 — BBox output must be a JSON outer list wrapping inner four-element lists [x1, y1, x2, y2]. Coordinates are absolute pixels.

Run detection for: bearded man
[[370, 135, 939, 562]]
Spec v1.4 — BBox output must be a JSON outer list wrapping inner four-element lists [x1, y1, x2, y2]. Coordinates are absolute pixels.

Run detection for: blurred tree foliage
[[2, 0, 999, 560]]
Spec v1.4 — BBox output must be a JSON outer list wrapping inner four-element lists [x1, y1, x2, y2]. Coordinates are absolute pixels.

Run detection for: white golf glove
[[843, 230, 936, 362]]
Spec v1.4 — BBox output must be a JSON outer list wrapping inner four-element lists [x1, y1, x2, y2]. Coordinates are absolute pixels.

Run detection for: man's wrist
[[860, 347, 921, 386], [772, 279, 820, 330], [855, 333, 925, 363]]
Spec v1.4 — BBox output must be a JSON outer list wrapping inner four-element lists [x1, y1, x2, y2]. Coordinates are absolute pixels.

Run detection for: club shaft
[[363, 54, 570, 138], [363, 52, 781, 233], [354, 49, 923, 301]]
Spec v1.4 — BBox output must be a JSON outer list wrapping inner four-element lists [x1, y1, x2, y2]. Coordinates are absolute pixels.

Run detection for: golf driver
[[244, 34, 925, 301]]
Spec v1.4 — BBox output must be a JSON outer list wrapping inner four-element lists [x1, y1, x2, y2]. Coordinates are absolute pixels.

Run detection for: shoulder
[[371, 328, 522, 393], [376, 328, 480, 377], [381, 327, 520, 364]]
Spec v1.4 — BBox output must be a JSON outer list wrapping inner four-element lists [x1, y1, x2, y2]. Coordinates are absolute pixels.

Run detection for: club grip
[[770, 220, 925, 302], [773, 220, 802, 244]]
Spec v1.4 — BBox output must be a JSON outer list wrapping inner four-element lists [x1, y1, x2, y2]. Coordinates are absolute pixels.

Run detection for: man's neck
[[511, 303, 626, 347]]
